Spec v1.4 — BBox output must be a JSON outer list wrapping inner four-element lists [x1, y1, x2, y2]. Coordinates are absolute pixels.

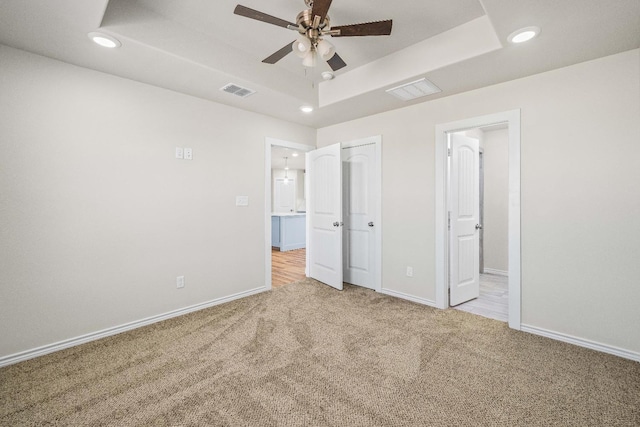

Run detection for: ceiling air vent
[[386, 78, 441, 101], [220, 83, 256, 98]]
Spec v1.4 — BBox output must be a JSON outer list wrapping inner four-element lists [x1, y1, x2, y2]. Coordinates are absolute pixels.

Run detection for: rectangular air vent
[[386, 78, 441, 101], [220, 83, 256, 98]]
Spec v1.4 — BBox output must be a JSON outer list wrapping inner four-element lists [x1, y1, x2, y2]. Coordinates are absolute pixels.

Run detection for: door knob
[[368, 222, 374, 227], [475, 224, 483, 230], [333, 222, 340, 227]]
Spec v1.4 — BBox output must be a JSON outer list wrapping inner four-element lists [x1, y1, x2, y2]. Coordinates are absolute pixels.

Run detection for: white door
[[450, 133, 480, 306], [274, 178, 295, 213], [306, 143, 343, 290], [342, 143, 377, 289]]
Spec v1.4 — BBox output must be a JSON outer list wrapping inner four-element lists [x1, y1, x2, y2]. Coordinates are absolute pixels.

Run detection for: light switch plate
[[184, 148, 193, 160], [236, 196, 249, 206]]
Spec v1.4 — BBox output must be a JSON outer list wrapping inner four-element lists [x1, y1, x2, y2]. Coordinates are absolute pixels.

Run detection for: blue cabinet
[[272, 214, 306, 251], [271, 216, 280, 247]]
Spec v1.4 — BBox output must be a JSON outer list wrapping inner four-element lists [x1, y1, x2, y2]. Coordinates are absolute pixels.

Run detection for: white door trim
[[265, 137, 314, 290], [341, 136, 383, 292], [435, 110, 522, 330]]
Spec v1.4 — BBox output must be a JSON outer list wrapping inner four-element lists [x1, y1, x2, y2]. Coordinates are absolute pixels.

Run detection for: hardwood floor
[[271, 248, 306, 288], [453, 273, 509, 322]]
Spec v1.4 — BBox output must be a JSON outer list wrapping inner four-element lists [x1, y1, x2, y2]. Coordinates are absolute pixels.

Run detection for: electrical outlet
[[184, 148, 193, 160], [176, 276, 185, 289], [175, 147, 184, 159], [406, 266, 413, 277]]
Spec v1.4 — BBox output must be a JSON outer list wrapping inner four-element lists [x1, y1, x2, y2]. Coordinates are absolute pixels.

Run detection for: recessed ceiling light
[[300, 106, 314, 113], [507, 26, 540, 44], [88, 32, 121, 48], [292, 153, 299, 157]]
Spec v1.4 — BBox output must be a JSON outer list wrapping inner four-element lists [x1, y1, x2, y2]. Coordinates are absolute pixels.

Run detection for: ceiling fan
[[233, 0, 393, 71]]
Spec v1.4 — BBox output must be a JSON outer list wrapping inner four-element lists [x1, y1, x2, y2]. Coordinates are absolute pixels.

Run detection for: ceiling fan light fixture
[[234, 2, 393, 71], [507, 26, 540, 44], [301, 50, 317, 67], [316, 39, 335, 60], [293, 36, 312, 58]]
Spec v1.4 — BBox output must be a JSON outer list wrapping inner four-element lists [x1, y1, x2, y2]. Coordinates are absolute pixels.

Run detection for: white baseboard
[[379, 288, 438, 308], [0, 286, 269, 368], [483, 268, 508, 276], [521, 324, 640, 362]]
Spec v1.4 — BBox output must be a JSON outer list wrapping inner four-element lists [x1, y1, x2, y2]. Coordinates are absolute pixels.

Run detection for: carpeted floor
[[1, 278, 639, 426]]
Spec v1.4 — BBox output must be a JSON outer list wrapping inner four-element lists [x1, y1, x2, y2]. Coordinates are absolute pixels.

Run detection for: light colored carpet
[[1, 278, 638, 426]]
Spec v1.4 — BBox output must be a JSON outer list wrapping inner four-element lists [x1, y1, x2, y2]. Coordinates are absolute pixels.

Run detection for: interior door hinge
[[447, 148, 451, 157], [448, 211, 451, 230]]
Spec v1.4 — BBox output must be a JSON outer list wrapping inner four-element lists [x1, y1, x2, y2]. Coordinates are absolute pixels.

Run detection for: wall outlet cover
[[184, 148, 193, 160], [175, 147, 184, 159]]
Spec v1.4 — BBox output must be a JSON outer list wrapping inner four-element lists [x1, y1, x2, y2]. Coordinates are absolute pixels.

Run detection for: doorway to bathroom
[[435, 109, 522, 330]]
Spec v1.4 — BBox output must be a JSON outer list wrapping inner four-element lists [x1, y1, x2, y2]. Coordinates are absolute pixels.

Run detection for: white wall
[[318, 49, 640, 355], [482, 128, 509, 273], [0, 45, 315, 360]]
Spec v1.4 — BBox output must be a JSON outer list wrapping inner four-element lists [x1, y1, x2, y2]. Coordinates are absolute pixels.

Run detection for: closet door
[[342, 142, 377, 289], [306, 143, 343, 290]]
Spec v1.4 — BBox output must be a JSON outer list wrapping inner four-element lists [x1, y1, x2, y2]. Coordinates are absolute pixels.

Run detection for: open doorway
[[265, 138, 314, 289], [435, 110, 522, 331], [450, 125, 509, 322], [265, 136, 382, 293]]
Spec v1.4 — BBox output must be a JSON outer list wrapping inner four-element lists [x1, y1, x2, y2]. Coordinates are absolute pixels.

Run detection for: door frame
[[265, 137, 314, 290], [435, 110, 521, 330], [341, 136, 383, 292]]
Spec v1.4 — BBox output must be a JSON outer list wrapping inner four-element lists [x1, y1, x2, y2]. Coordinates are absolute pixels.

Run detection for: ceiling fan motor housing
[[297, 9, 329, 33]]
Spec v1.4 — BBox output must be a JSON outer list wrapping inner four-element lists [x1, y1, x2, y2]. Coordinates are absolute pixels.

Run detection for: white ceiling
[[272, 146, 306, 170], [0, 0, 638, 128]]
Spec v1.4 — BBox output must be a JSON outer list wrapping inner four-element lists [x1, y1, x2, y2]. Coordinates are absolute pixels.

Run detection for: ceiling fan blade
[[311, 0, 333, 26], [234, 5, 296, 29], [332, 20, 393, 37], [326, 52, 347, 71], [262, 42, 295, 64]]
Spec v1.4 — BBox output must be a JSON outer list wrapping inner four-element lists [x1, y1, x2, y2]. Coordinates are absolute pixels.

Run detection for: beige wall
[[318, 49, 640, 354], [482, 128, 509, 273], [0, 45, 315, 358], [2, 43, 639, 361]]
